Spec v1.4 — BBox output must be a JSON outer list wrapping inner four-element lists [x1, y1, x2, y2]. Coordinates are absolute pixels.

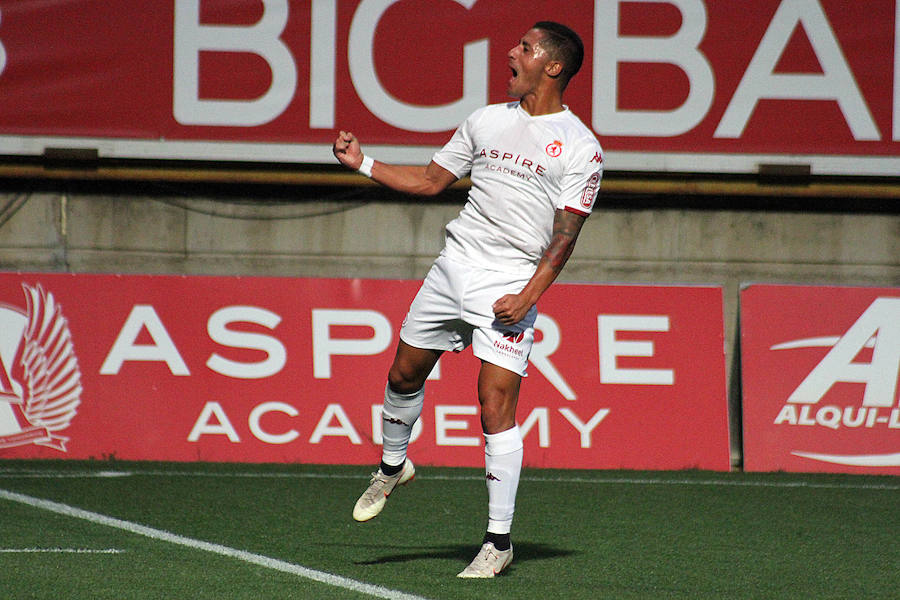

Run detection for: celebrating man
[[332, 21, 602, 578]]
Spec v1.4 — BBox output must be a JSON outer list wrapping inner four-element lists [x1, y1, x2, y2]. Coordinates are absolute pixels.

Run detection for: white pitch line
[[0, 469, 897, 491], [0, 488, 429, 600]]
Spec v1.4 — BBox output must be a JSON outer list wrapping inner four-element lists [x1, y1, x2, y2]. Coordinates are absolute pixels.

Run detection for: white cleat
[[457, 542, 513, 578], [352, 459, 415, 522]]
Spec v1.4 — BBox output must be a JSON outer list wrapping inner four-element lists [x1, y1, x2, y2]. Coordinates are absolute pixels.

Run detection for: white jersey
[[432, 102, 603, 275]]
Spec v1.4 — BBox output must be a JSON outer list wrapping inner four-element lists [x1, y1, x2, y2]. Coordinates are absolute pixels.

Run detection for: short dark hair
[[533, 21, 584, 89]]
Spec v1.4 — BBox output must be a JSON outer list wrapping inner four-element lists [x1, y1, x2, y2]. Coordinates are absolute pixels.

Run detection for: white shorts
[[399, 254, 536, 376]]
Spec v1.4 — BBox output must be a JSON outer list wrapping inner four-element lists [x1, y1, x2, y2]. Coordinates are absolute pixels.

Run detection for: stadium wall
[[0, 184, 898, 465]]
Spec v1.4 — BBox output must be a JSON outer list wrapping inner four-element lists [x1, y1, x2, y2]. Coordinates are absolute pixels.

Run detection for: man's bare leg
[[458, 361, 523, 576]]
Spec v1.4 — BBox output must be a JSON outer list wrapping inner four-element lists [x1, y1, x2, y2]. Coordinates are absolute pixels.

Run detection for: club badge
[[0, 284, 82, 451]]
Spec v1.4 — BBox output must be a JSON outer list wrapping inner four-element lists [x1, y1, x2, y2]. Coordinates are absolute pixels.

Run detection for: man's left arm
[[492, 208, 586, 326]]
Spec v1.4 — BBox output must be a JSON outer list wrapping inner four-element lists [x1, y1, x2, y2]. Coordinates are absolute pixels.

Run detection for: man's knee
[[478, 386, 518, 433], [387, 344, 439, 394], [387, 362, 424, 394]]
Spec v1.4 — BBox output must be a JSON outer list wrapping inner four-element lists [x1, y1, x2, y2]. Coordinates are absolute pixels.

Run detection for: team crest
[[545, 140, 563, 157], [0, 283, 82, 451]]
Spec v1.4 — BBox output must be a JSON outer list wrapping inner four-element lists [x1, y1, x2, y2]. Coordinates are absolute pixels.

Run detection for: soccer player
[[332, 21, 602, 578]]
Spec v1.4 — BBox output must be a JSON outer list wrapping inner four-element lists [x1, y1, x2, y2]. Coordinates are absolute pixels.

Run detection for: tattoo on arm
[[542, 210, 586, 273]]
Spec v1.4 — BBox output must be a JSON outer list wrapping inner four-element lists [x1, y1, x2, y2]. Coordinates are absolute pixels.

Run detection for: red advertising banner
[[0, 0, 897, 175], [741, 284, 900, 474], [0, 273, 730, 470]]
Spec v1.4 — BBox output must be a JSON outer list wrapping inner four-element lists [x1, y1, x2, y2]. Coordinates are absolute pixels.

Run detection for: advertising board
[[0, 273, 730, 470], [0, 1, 897, 175], [741, 284, 900, 474]]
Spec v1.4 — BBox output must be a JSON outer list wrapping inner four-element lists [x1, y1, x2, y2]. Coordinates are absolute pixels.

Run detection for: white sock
[[380, 384, 424, 467], [483, 425, 523, 535]]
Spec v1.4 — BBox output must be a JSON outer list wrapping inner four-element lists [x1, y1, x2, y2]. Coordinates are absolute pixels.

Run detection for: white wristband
[[358, 155, 374, 178]]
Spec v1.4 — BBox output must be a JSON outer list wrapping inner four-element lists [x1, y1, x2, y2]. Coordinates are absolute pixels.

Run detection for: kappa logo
[[771, 296, 900, 467], [0, 284, 82, 452]]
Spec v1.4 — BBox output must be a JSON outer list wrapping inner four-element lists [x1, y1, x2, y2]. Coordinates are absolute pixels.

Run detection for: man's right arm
[[332, 130, 457, 196]]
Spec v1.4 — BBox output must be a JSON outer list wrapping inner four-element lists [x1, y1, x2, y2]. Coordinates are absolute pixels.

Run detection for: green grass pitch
[[0, 460, 897, 599]]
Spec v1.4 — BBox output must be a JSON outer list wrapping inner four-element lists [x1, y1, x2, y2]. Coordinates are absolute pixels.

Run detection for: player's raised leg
[[353, 342, 440, 522]]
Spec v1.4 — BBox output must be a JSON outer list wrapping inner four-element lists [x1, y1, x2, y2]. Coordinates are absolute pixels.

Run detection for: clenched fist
[[333, 130, 363, 170]]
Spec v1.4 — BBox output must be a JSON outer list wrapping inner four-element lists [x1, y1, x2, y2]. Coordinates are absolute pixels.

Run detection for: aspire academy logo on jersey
[[770, 296, 900, 467], [478, 147, 548, 178], [0, 283, 82, 452]]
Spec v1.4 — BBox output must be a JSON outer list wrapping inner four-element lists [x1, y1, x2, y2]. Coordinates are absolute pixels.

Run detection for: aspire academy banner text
[[0, 273, 730, 470]]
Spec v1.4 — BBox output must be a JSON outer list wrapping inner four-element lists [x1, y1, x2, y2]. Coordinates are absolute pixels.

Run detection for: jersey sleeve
[[431, 109, 482, 179], [557, 137, 604, 218]]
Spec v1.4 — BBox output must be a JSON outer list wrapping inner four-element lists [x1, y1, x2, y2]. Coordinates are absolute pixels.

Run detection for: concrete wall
[[2, 183, 899, 465]]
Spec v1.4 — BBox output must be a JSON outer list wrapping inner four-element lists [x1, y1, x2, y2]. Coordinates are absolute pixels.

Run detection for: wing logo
[[0, 284, 82, 451]]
